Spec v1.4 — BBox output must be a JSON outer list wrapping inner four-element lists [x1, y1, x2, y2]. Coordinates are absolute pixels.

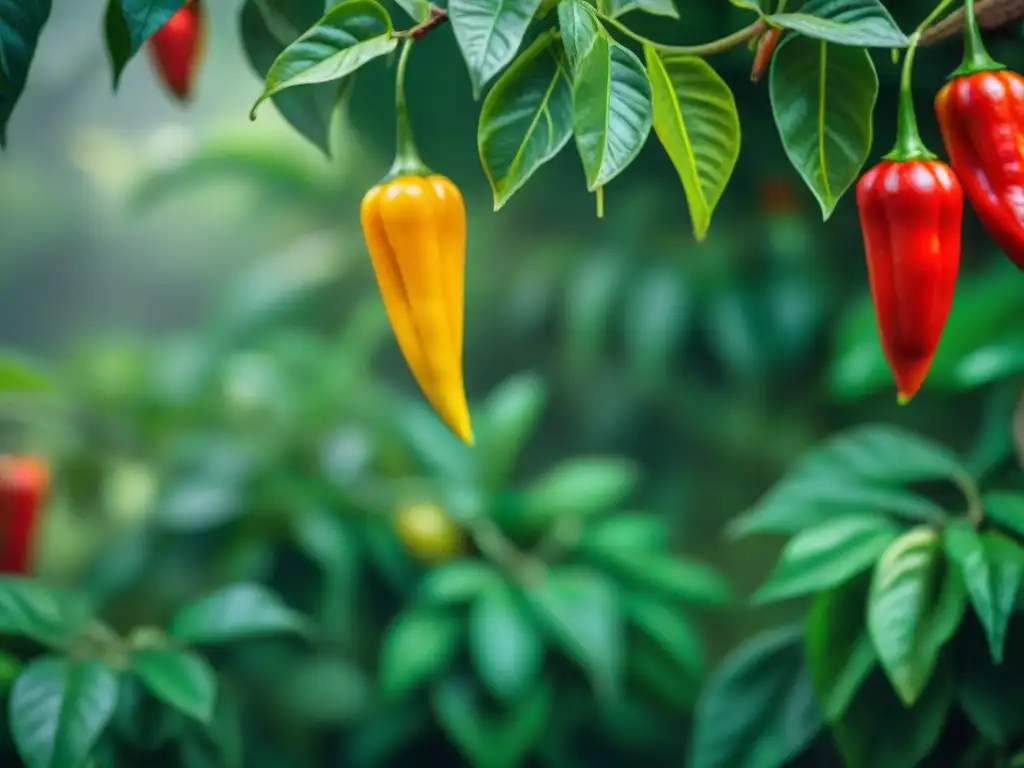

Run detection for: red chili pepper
[[934, 0, 1024, 271], [147, 0, 205, 102], [0, 457, 49, 574], [750, 27, 781, 84], [856, 28, 962, 404]]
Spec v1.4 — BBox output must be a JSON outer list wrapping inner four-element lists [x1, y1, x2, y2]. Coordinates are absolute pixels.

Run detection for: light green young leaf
[[379, 611, 463, 699], [770, 35, 877, 219], [645, 48, 740, 241], [250, 0, 396, 117], [449, 0, 541, 97], [469, 580, 545, 701], [607, 0, 678, 19], [478, 30, 573, 209], [132, 649, 217, 724], [868, 527, 966, 705]]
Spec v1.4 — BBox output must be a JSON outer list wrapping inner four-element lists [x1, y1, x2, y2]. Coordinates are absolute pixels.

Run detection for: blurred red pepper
[[147, 0, 205, 102], [934, 0, 1024, 271], [0, 456, 48, 574], [856, 24, 962, 404]]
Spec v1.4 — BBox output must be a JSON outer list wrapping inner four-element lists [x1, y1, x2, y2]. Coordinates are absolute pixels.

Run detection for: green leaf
[[576, 512, 670, 554], [957, 613, 1024, 746], [0, 0, 53, 147], [832, 663, 952, 768], [528, 567, 623, 694], [116, 0, 187, 51], [567, 27, 653, 190], [626, 592, 705, 682], [608, 0, 678, 19], [478, 373, 547, 488], [596, 551, 734, 606], [793, 424, 965, 486], [730, 479, 946, 538], [0, 350, 57, 393], [393, 0, 430, 21], [417, 559, 502, 604], [690, 625, 822, 768], [477, 30, 573, 210], [769, 35, 877, 219], [867, 527, 966, 705], [644, 48, 740, 241], [379, 611, 462, 699], [104, 0, 132, 89], [984, 492, 1024, 538], [767, 0, 909, 48], [557, 0, 600, 75], [132, 650, 217, 725], [169, 584, 309, 644], [433, 676, 552, 767], [249, 0, 397, 117], [239, 0, 345, 157], [9, 657, 119, 768], [943, 522, 1024, 664], [806, 576, 877, 722], [518, 458, 638, 526], [449, 0, 541, 97], [0, 578, 91, 647], [753, 514, 900, 604], [469, 579, 545, 701], [622, 263, 691, 386]]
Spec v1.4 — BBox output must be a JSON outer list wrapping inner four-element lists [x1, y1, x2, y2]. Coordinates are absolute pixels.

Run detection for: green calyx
[[949, 0, 1005, 78], [385, 39, 432, 182]]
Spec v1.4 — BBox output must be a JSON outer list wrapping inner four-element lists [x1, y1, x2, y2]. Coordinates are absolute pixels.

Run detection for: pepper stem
[[386, 39, 431, 180], [950, 0, 1004, 77]]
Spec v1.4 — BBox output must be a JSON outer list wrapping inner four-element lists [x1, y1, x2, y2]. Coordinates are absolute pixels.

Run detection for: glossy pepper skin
[[360, 174, 473, 444], [147, 0, 205, 101], [856, 160, 963, 403], [935, 70, 1024, 270], [0, 456, 48, 574]]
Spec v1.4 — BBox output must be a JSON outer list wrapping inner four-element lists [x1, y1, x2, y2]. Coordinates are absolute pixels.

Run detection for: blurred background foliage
[[3, 0, 1024, 766]]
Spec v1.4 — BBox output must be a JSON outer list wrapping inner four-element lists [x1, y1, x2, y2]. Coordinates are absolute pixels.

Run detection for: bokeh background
[[4, 1, 1024, 766]]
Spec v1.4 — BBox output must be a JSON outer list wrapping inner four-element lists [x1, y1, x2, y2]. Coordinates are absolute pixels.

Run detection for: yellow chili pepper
[[361, 39, 473, 444]]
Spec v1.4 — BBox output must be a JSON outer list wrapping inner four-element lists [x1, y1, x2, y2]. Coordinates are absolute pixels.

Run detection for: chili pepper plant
[[3, 0, 1024, 767]]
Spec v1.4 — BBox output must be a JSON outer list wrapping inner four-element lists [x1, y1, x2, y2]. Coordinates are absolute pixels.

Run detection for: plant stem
[[951, 0, 1005, 75], [954, 468, 985, 529], [386, 39, 431, 179], [600, 15, 765, 57]]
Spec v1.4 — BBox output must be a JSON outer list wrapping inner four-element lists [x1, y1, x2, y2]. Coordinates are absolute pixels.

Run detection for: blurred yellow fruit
[[393, 502, 464, 563]]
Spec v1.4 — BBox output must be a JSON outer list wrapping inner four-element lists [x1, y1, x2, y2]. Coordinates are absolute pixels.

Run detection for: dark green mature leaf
[[469, 580, 545, 701], [379, 611, 462, 699], [478, 30, 573, 210], [943, 522, 1024, 663], [557, 0, 600, 74], [730, 480, 946, 538], [250, 0, 396, 117], [116, 0, 187, 51], [570, 33, 652, 190], [9, 657, 119, 768], [985, 492, 1024, 538], [0, 578, 90, 648], [518, 458, 638, 527], [528, 567, 623, 695], [690, 625, 822, 768], [626, 592, 705, 682], [0, 0, 53, 146], [957, 614, 1024, 746], [753, 514, 900, 604], [597, 551, 734, 606], [645, 48, 740, 241], [833, 664, 952, 768], [770, 34, 877, 219], [132, 650, 217, 724], [806, 576, 876, 722], [240, 0, 344, 157], [767, 0, 908, 48], [0, 350, 57, 393], [608, 0, 678, 18], [478, 373, 547, 489], [868, 527, 966, 705], [169, 584, 309, 644], [449, 0, 540, 97], [433, 676, 552, 767]]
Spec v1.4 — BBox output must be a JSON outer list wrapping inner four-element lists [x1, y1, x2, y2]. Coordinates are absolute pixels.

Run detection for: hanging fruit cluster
[[857, 0, 1024, 403]]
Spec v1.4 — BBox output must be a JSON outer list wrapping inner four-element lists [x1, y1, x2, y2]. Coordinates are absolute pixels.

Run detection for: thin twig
[[396, 7, 449, 40], [921, 0, 1024, 45]]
